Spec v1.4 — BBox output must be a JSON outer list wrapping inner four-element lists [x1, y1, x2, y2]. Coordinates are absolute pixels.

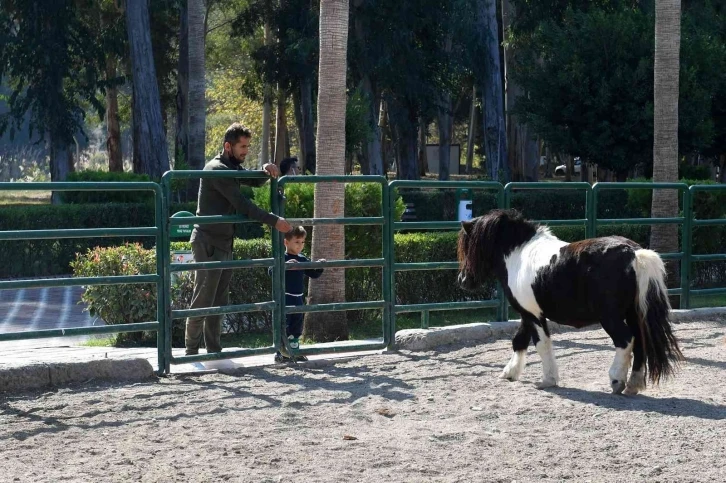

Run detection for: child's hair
[[284, 226, 307, 241]]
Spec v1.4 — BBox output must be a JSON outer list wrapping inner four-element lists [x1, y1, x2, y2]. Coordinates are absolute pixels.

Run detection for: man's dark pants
[[185, 240, 233, 354]]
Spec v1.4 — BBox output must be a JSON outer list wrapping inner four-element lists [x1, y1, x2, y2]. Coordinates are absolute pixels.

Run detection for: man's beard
[[228, 152, 245, 166]]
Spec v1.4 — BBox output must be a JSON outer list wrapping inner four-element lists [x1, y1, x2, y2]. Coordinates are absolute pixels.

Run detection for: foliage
[[252, 181, 406, 258], [70, 243, 158, 344], [510, 0, 726, 170], [345, 87, 374, 158], [0, 0, 114, 146], [511, 6, 654, 177], [61, 170, 154, 204]]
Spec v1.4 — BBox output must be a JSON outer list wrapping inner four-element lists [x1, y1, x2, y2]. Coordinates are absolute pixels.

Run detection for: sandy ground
[[1, 320, 725, 483]]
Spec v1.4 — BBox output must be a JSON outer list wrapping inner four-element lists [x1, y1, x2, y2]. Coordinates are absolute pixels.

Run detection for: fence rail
[[1, 177, 724, 375]]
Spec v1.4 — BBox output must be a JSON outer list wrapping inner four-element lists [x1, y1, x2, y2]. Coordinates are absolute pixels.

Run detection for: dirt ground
[[1, 320, 725, 483]]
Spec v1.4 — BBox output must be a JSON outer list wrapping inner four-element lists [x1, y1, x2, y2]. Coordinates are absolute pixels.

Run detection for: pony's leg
[[601, 316, 634, 394], [501, 318, 532, 381], [532, 318, 559, 388], [624, 307, 646, 395]]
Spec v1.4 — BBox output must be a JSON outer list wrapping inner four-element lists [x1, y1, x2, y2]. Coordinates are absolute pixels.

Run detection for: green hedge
[[0, 201, 201, 278], [61, 171, 155, 204]]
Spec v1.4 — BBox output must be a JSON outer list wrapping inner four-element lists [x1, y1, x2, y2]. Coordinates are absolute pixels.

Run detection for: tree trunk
[[565, 154, 573, 182], [651, 0, 681, 303], [187, 0, 206, 171], [502, 0, 537, 182], [126, 0, 171, 179], [417, 116, 427, 178], [466, 86, 477, 174], [274, 90, 290, 164], [359, 77, 384, 175], [392, 115, 419, 180], [437, 98, 453, 181], [304, 0, 349, 342], [259, 23, 273, 167], [299, 75, 317, 174], [175, 3, 189, 169], [49, 130, 74, 205], [105, 57, 123, 172], [478, 0, 509, 183]]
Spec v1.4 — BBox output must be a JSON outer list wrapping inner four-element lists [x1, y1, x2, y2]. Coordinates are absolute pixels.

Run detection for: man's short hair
[[224, 123, 252, 145], [284, 226, 307, 240], [280, 157, 298, 176]]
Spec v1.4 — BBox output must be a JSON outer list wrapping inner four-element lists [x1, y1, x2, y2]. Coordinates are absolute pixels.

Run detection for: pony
[[456, 209, 683, 394]]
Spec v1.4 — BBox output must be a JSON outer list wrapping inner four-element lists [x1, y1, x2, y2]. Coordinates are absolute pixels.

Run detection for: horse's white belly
[[504, 233, 567, 319]]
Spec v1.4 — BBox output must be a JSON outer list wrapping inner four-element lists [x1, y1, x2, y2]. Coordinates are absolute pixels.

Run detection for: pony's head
[[456, 209, 538, 291]]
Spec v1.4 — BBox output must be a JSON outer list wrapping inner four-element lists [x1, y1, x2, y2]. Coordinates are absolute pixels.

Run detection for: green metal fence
[[159, 170, 281, 373], [591, 182, 690, 306], [0, 182, 165, 371], [388, 181, 504, 334], [686, 184, 726, 305], [276, 175, 391, 356], [2, 178, 725, 376]]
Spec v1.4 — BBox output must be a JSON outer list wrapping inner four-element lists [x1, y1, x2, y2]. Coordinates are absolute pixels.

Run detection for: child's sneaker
[[274, 351, 291, 363]]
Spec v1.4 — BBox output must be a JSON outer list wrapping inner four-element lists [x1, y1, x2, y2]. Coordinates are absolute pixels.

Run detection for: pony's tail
[[633, 249, 684, 383]]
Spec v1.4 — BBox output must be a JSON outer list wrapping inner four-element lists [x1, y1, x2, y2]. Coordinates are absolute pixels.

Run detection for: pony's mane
[[458, 209, 539, 282]]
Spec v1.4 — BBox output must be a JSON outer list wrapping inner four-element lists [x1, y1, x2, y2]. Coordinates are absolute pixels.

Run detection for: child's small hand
[[286, 259, 298, 264], [317, 258, 326, 263]]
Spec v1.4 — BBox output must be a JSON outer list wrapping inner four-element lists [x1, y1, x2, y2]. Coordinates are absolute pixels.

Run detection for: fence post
[[587, 183, 597, 239], [160, 175, 172, 375], [499, 184, 510, 322], [383, 182, 394, 348], [271, 177, 284, 353], [681, 187, 692, 309]]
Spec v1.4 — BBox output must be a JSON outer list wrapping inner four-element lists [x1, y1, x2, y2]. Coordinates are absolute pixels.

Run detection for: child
[[272, 226, 325, 362]]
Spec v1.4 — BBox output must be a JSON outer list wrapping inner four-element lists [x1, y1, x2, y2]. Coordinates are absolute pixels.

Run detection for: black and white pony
[[457, 209, 683, 395]]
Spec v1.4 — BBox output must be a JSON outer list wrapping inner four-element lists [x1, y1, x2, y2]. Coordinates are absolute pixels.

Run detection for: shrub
[[70, 243, 158, 345]]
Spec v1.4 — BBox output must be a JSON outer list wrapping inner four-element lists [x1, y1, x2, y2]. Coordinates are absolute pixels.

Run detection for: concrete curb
[[394, 307, 726, 352], [2, 307, 724, 392], [0, 358, 155, 394]]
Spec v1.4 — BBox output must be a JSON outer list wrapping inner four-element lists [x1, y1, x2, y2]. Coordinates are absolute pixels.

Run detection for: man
[[186, 122, 292, 355]]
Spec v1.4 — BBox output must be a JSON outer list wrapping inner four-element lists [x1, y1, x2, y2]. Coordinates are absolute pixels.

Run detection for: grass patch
[[688, 293, 726, 309], [0, 190, 51, 205], [79, 336, 117, 347]]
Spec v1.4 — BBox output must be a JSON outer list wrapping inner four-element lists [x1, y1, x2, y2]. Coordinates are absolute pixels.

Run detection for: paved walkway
[[0, 286, 102, 349]]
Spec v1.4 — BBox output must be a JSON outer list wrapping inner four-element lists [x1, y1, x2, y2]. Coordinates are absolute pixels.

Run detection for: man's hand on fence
[[275, 217, 292, 233], [262, 163, 280, 178]]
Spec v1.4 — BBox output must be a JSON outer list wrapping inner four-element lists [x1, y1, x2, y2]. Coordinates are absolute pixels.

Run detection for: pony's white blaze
[[504, 228, 567, 319]]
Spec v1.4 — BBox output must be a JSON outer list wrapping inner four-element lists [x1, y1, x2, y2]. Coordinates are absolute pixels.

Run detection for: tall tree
[[175, 2, 189, 169], [126, 0, 171, 178], [0, 0, 107, 203], [477, 0, 509, 182], [187, 0, 206, 170], [105, 57, 124, 172], [502, 0, 538, 181], [650, 0, 681, 295], [304, 0, 349, 342]]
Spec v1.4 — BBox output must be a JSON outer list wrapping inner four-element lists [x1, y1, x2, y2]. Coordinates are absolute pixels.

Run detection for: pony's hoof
[[500, 367, 520, 381], [536, 379, 558, 389], [611, 380, 626, 394], [623, 385, 640, 396]]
